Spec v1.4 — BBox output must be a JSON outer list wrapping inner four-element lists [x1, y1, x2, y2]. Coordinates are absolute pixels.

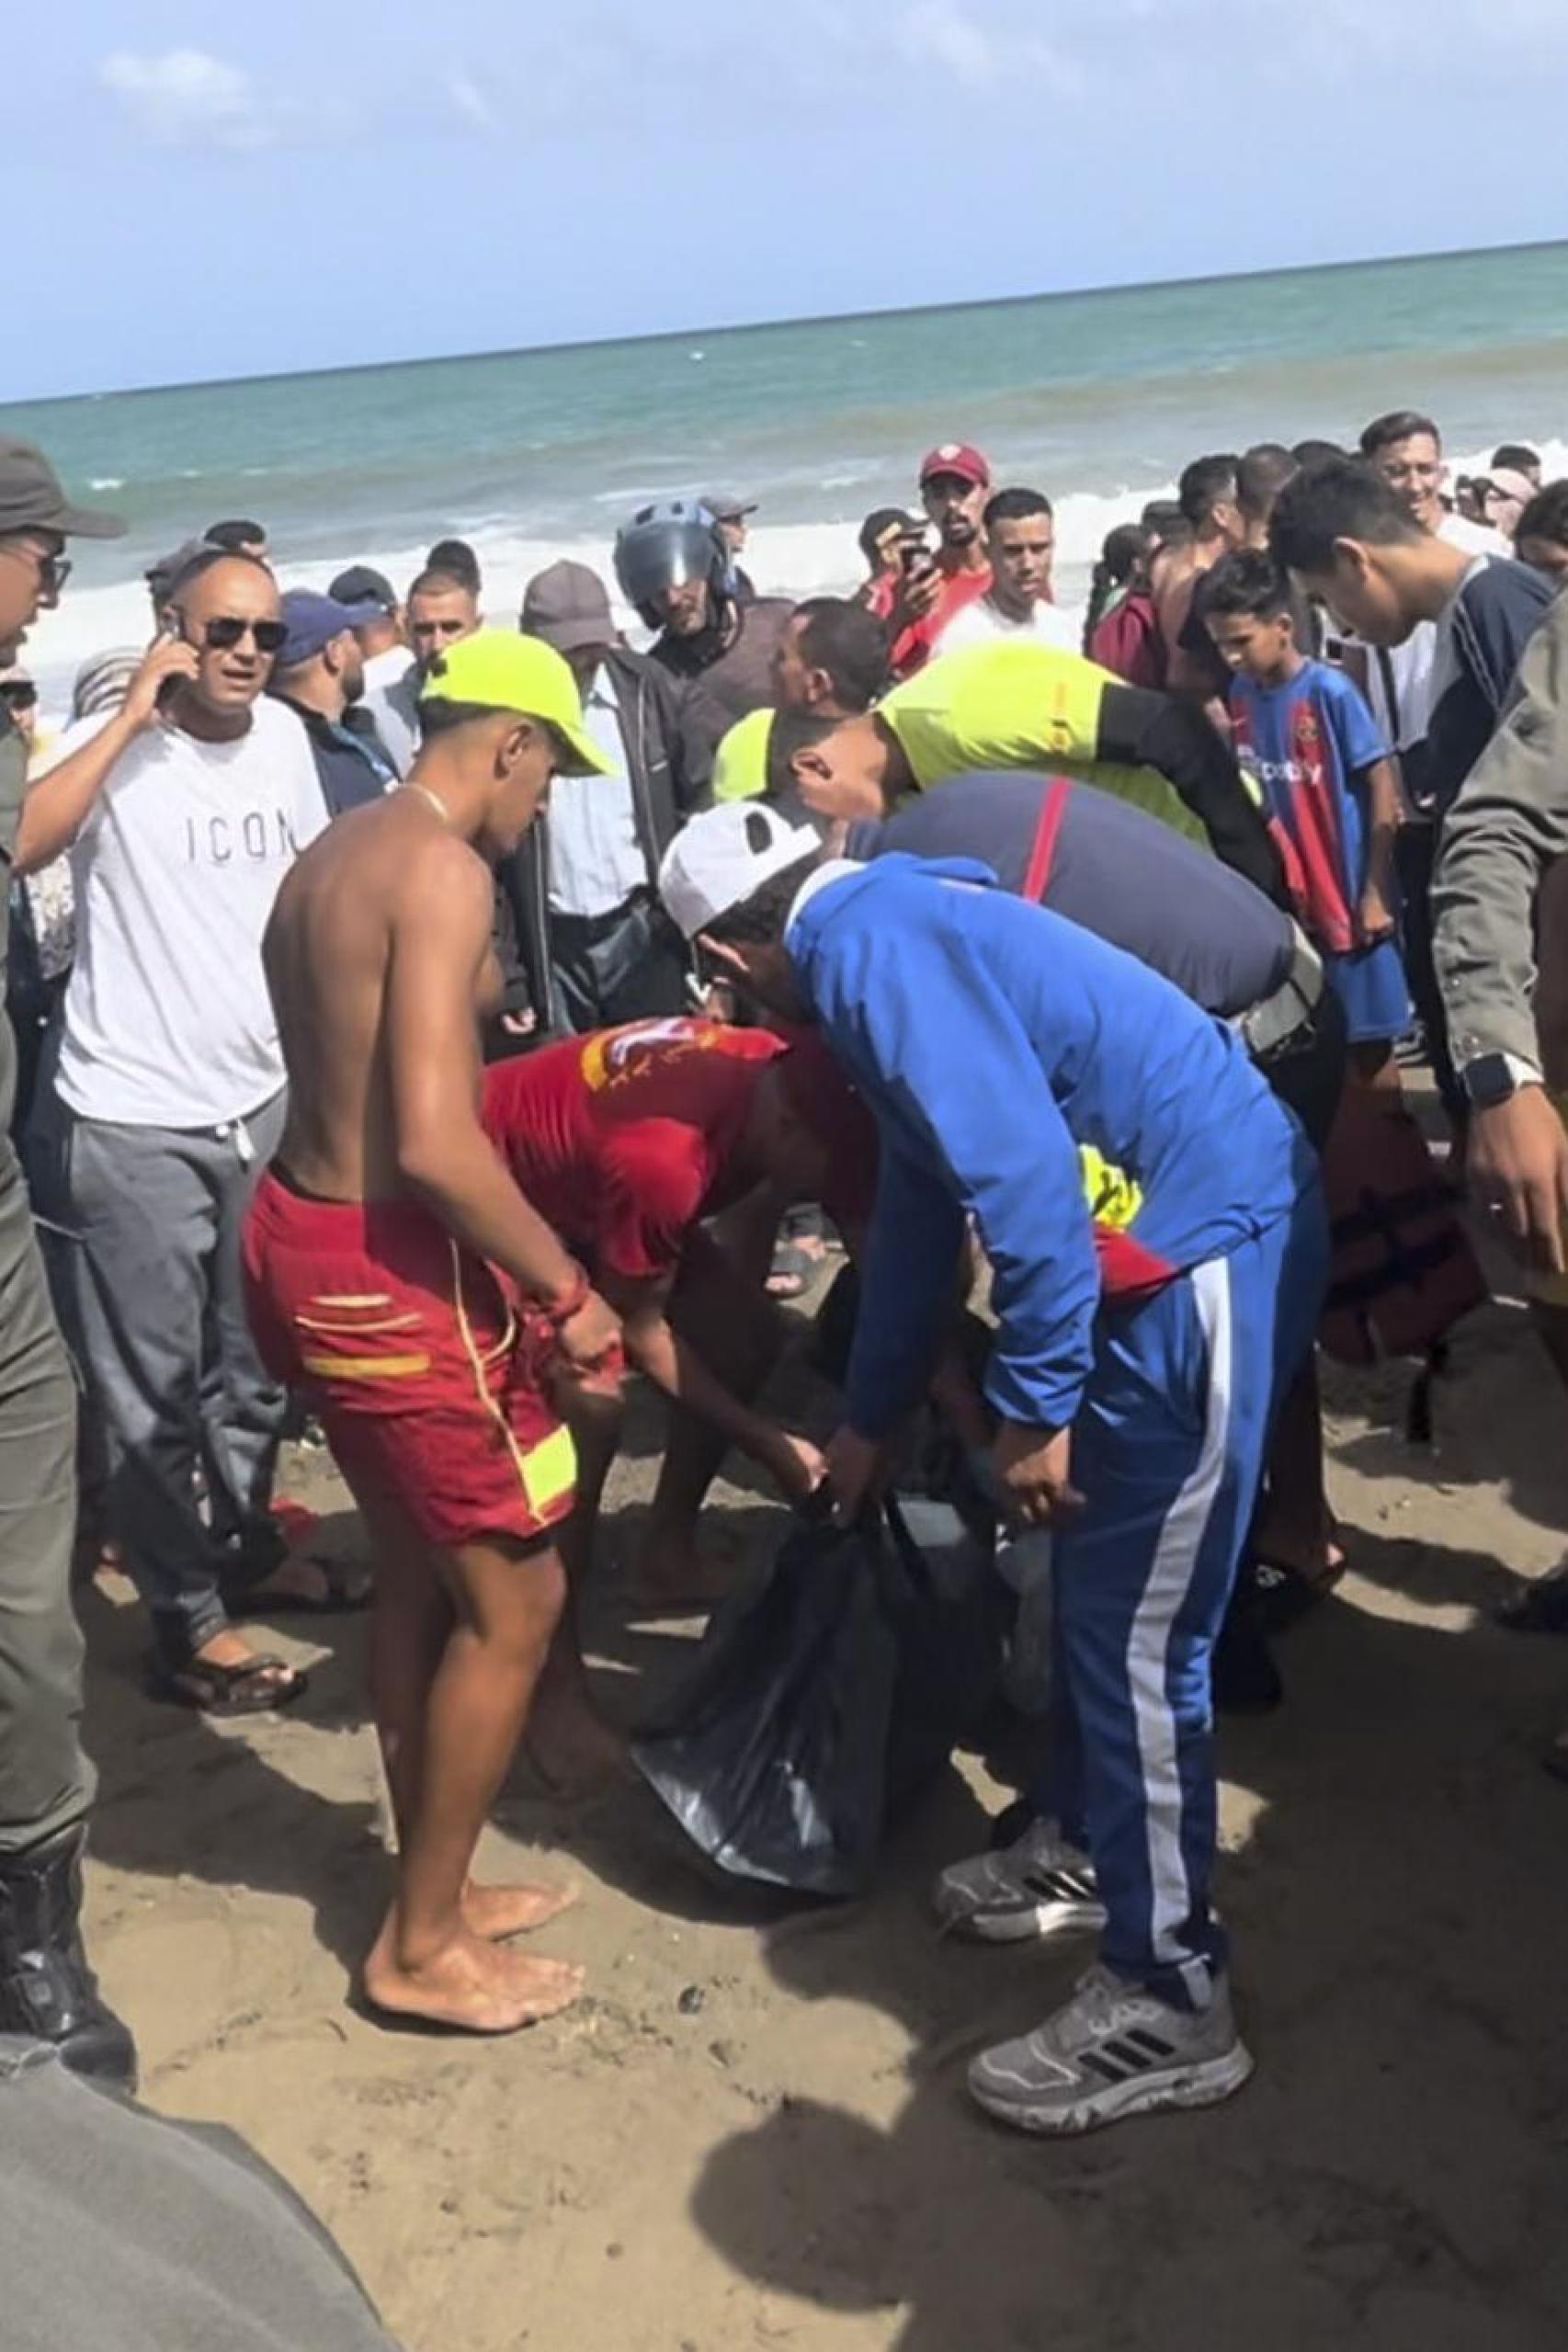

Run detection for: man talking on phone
[[21, 549, 339, 1717], [867, 442, 995, 679]]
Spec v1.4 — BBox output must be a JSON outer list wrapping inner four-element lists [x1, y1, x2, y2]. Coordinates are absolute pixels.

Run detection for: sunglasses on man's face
[[198, 615, 288, 653], [0, 544, 71, 597]]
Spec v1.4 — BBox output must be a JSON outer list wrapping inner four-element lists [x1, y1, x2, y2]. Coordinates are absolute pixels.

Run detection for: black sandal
[[150, 1649, 310, 1716]]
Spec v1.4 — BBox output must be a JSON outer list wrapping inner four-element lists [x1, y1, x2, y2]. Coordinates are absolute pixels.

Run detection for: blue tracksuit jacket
[[784, 856, 1313, 1437]]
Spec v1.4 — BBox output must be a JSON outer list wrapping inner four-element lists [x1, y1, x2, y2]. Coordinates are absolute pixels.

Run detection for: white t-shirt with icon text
[[56, 699, 328, 1126]]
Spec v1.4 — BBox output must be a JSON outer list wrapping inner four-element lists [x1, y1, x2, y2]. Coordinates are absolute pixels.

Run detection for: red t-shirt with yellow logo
[[481, 1018, 873, 1280]]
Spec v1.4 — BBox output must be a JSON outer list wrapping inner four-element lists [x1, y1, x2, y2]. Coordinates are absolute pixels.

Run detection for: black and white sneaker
[[933, 1819, 1106, 1944], [969, 1963, 1253, 2136]]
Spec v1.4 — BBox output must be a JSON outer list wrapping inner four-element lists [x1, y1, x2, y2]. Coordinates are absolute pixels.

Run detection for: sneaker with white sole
[[968, 1962, 1254, 2136], [933, 1819, 1107, 1944]]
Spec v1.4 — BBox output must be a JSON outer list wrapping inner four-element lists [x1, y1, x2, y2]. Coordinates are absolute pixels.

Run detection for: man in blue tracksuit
[[660, 801, 1327, 2136]]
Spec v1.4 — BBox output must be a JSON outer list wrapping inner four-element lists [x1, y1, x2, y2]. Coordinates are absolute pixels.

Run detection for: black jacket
[[272, 695, 395, 818], [490, 646, 703, 1044]]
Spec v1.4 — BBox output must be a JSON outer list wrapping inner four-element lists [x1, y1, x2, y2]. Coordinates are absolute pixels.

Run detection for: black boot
[[0, 1826, 137, 2090]]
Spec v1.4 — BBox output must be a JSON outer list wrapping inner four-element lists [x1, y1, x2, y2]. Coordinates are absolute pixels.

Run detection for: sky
[[6, 1, 1567, 403]]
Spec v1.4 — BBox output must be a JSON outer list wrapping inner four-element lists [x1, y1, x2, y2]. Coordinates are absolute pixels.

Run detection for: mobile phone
[[156, 615, 185, 710], [900, 539, 935, 580]]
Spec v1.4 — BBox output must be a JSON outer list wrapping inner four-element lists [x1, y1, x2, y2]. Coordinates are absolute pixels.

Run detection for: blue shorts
[[1324, 938, 1410, 1045]]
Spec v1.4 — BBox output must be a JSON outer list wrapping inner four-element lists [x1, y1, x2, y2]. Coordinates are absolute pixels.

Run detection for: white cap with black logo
[[658, 801, 821, 940]]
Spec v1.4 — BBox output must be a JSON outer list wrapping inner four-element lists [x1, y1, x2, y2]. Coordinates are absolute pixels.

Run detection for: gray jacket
[[1432, 589, 1568, 1077]]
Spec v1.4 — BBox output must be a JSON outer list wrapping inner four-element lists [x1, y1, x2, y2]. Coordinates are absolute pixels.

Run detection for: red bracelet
[[539, 1263, 591, 1327]]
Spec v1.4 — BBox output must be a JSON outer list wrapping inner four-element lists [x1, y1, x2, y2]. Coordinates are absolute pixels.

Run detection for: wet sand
[[81, 1247, 1568, 2352]]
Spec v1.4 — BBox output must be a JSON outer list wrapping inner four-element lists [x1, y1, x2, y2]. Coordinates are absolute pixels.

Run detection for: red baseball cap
[[918, 441, 992, 491]]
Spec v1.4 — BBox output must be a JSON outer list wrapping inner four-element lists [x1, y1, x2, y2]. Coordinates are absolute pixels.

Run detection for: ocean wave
[[88, 477, 125, 491], [20, 432, 1568, 717]]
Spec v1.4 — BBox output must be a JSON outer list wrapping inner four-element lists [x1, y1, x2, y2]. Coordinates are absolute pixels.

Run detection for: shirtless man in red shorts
[[482, 1017, 870, 1608], [243, 631, 620, 2036]]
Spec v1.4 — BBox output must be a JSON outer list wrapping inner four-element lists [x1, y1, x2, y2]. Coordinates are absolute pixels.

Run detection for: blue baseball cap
[[276, 589, 371, 669]]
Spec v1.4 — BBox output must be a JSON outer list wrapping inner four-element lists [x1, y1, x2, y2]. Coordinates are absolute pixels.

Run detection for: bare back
[[266, 795, 500, 1200]]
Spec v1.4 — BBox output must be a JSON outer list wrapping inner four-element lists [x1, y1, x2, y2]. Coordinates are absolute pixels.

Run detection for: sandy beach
[[78, 1219, 1568, 2352]]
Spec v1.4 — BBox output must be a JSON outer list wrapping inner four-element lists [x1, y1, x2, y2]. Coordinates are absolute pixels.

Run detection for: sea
[[6, 239, 1566, 712]]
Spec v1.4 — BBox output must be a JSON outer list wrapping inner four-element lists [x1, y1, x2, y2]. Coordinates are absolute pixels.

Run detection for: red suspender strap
[[1021, 776, 1071, 903]]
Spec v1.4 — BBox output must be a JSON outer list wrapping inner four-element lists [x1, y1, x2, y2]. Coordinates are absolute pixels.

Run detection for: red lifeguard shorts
[[242, 1169, 576, 1552]]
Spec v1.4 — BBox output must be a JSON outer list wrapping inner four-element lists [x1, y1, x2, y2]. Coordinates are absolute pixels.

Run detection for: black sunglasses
[[0, 680, 38, 707], [199, 615, 288, 653]]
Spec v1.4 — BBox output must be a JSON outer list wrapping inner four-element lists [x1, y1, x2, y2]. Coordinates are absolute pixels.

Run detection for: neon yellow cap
[[711, 707, 774, 802], [418, 629, 611, 776]]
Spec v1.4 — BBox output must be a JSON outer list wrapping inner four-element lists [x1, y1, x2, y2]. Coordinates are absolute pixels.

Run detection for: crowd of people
[[1, 398, 1566, 2159]]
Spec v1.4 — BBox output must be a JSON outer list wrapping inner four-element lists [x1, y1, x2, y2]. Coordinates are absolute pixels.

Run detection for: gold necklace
[[402, 781, 451, 824]]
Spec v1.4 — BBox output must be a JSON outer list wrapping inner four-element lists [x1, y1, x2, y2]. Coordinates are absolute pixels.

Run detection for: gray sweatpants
[[32, 1090, 289, 1659], [0, 1150, 90, 1858]]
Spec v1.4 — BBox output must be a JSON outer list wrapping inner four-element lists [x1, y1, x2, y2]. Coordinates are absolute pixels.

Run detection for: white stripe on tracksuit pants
[[1028, 1189, 1327, 2009]]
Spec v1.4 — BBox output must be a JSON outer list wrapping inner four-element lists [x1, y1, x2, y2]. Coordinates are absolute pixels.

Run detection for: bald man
[[21, 551, 341, 1713]]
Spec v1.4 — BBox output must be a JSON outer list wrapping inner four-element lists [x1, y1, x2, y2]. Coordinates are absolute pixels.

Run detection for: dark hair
[[790, 597, 889, 713], [205, 517, 266, 551], [1268, 457, 1423, 574], [983, 486, 1053, 530], [1197, 548, 1293, 623], [417, 697, 495, 740], [408, 566, 476, 605], [1082, 523, 1152, 651], [704, 845, 824, 949], [1236, 443, 1299, 526], [1177, 454, 1240, 530], [426, 538, 482, 594], [1516, 480, 1568, 551], [1140, 498, 1191, 551], [418, 696, 572, 765], [165, 546, 273, 605], [765, 708, 839, 798], [1290, 437, 1348, 470], [858, 507, 909, 564], [1492, 443, 1540, 475], [1358, 409, 1439, 458]]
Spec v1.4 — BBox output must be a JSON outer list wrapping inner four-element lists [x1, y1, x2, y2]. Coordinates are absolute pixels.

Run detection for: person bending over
[[660, 801, 1326, 2138]]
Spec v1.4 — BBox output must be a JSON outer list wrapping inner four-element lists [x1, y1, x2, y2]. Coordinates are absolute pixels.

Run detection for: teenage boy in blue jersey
[[660, 801, 1327, 2138]]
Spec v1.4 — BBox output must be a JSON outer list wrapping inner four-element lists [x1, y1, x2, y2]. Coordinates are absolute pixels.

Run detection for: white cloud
[[898, 1, 996, 85], [446, 69, 497, 133], [895, 3, 1087, 93], [99, 49, 273, 150]]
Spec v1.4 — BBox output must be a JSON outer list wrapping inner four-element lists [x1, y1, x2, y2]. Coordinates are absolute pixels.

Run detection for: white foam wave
[[1452, 434, 1568, 483], [21, 436, 1568, 722]]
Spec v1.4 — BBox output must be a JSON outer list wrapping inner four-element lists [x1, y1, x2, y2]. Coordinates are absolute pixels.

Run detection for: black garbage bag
[[632, 1494, 1006, 1898]]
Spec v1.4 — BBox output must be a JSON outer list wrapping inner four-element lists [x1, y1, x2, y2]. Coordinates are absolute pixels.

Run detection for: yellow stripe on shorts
[[300, 1351, 431, 1379], [521, 1425, 577, 1517]]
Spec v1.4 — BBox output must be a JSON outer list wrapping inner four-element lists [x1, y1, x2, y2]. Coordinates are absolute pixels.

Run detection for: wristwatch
[[1460, 1051, 1542, 1110]]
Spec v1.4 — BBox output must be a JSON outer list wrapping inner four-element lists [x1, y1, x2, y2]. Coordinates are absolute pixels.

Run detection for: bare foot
[[363, 1915, 584, 2034], [462, 1879, 578, 1941], [526, 1694, 631, 1801]]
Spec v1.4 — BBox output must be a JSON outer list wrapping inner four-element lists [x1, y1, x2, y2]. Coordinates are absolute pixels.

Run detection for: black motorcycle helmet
[[612, 499, 730, 631]]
